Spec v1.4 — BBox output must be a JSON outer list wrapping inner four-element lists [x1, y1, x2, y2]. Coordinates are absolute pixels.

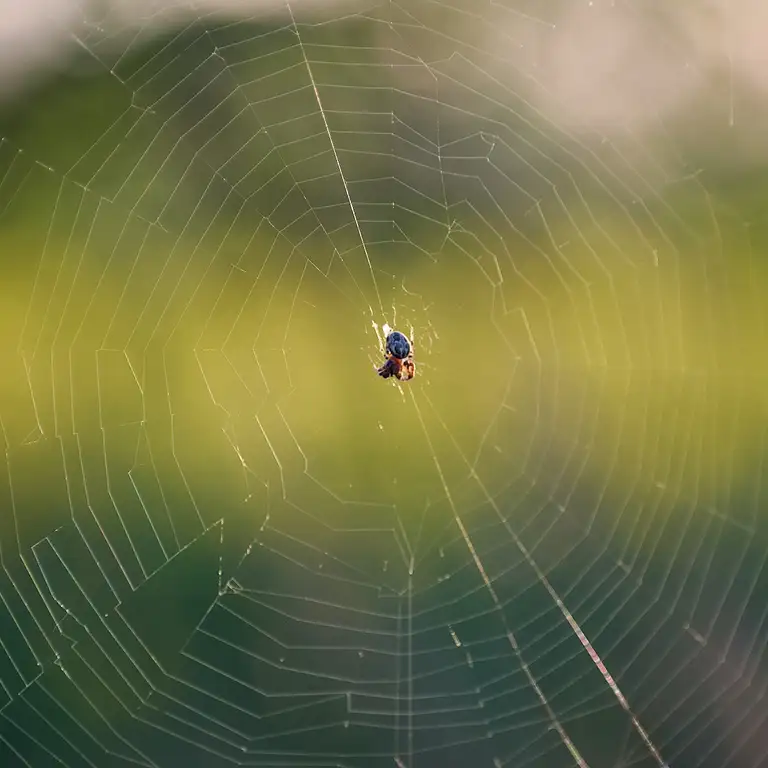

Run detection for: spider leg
[[377, 356, 397, 378]]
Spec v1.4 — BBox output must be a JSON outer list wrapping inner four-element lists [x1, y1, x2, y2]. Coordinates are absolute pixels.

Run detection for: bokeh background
[[1, 1, 768, 766]]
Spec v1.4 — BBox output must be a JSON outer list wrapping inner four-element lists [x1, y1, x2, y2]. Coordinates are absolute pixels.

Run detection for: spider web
[[0, 1, 767, 767]]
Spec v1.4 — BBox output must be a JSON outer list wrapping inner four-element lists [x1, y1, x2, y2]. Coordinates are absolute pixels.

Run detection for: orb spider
[[377, 330, 415, 381]]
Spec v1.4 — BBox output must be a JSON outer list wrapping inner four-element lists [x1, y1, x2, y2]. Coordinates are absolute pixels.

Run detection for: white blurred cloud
[[0, 0, 355, 99], [0, 0, 83, 98], [2, 0, 767, 150]]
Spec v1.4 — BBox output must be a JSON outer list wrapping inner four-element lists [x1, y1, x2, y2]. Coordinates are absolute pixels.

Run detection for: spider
[[377, 330, 415, 381]]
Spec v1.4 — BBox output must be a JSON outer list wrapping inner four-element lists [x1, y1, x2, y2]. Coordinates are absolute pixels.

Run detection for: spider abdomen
[[386, 331, 410, 360]]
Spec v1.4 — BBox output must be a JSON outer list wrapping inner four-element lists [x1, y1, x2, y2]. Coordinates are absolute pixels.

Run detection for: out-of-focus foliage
[[1, 5, 768, 768]]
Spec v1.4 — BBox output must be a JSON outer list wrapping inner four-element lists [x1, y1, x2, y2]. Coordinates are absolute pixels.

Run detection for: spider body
[[377, 330, 415, 381]]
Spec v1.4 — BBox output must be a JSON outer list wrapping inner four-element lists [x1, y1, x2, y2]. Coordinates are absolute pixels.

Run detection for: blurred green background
[[0, 2, 767, 767]]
